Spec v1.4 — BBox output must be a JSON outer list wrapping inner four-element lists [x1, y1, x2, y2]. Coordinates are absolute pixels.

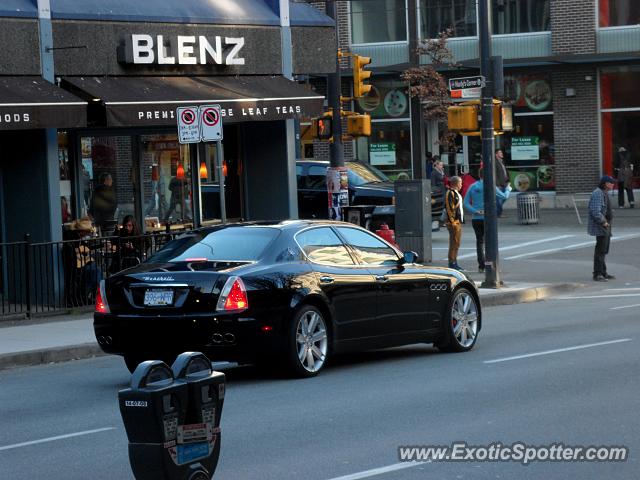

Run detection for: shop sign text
[[136, 105, 302, 121], [122, 34, 245, 66], [0, 113, 31, 125]]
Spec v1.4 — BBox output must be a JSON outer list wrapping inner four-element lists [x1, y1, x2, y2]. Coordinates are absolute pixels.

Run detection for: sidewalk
[[3, 206, 638, 371]]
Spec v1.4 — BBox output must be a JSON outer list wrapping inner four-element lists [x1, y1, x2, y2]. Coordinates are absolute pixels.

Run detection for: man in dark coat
[[588, 176, 616, 282], [614, 147, 635, 208], [495, 149, 509, 217], [88, 173, 117, 234]]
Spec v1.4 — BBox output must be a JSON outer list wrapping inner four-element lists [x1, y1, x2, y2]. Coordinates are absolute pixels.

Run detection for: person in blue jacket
[[463, 169, 512, 272]]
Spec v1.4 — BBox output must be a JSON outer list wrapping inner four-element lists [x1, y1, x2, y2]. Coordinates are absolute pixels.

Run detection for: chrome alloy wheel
[[451, 290, 479, 348], [295, 309, 328, 373]]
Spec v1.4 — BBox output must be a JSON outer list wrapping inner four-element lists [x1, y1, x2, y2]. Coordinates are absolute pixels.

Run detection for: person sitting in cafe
[[110, 215, 147, 273], [67, 217, 103, 304]]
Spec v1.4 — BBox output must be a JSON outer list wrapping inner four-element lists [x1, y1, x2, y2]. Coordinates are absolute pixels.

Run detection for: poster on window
[[509, 170, 537, 192], [503, 75, 552, 112], [370, 143, 396, 166], [326, 167, 349, 221], [511, 137, 540, 161]]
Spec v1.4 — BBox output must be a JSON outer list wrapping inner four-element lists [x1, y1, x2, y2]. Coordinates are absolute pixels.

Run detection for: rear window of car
[[148, 226, 280, 263]]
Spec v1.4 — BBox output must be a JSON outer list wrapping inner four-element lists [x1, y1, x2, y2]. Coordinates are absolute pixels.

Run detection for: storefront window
[[355, 122, 412, 179], [498, 73, 554, 191], [81, 136, 135, 235], [58, 132, 74, 226], [141, 134, 193, 230], [420, 0, 477, 38], [493, 0, 550, 34], [351, 0, 407, 44], [601, 67, 640, 188], [355, 80, 412, 179], [599, 0, 640, 27]]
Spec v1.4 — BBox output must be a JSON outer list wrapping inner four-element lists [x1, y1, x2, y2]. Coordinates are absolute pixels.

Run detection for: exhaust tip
[[223, 333, 236, 344], [212, 333, 224, 344]]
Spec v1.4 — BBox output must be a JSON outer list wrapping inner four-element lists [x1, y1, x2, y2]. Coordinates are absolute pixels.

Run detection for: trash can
[[516, 192, 540, 225]]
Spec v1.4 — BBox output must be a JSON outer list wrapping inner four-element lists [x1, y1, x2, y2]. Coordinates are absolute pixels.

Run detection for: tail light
[[95, 280, 110, 314], [216, 276, 248, 312]]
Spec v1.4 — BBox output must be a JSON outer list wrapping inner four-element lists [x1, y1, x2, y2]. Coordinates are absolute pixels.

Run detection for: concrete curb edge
[[480, 283, 585, 307], [0, 344, 106, 371]]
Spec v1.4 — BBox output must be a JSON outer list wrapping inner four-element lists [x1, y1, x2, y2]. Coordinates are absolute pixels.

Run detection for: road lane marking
[[611, 304, 640, 311], [504, 233, 640, 260], [454, 235, 575, 260], [325, 462, 422, 480], [557, 293, 640, 300], [605, 288, 640, 291], [0, 427, 115, 452], [484, 338, 632, 364]]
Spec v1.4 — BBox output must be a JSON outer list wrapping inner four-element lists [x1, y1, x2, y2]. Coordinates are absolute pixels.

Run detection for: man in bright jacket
[[463, 170, 512, 272]]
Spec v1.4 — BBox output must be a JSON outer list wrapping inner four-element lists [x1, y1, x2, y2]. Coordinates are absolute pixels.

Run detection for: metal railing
[[0, 226, 191, 319]]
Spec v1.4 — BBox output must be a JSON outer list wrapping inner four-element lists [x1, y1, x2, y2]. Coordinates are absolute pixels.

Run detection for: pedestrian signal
[[313, 116, 333, 140]]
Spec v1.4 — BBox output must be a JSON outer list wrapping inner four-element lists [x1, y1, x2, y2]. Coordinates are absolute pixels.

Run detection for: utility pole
[[478, 0, 501, 288], [325, 0, 344, 168]]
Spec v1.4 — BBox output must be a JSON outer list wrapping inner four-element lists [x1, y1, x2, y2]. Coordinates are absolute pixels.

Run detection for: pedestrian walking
[[444, 176, 464, 270], [463, 170, 512, 272], [614, 147, 635, 208], [588, 176, 616, 282], [494, 149, 509, 217]]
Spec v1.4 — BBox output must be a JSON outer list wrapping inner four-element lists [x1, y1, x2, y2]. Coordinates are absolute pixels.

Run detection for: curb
[[0, 344, 105, 371], [480, 283, 585, 307]]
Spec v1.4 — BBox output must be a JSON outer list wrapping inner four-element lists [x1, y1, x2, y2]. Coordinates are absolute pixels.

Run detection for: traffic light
[[353, 54, 372, 98], [447, 100, 513, 135], [447, 103, 479, 132], [346, 114, 371, 137], [312, 115, 333, 140]]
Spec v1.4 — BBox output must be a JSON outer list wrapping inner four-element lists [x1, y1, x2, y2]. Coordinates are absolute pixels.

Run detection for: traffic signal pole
[[478, 0, 501, 288], [325, 0, 344, 168]]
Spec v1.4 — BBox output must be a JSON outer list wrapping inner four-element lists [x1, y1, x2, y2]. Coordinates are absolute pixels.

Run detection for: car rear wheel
[[437, 287, 479, 352], [287, 305, 329, 377]]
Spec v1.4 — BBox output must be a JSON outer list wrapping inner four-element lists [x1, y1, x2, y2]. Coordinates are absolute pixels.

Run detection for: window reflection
[[599, 0, 640, 27], [351, 0, 408, 43], [420, 0, 477, 38], [297, 228, 355, 266]]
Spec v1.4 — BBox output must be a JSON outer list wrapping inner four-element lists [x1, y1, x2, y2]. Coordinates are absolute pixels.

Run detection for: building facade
[[0, 0, 336, 245], [309, 0, 640, 203]]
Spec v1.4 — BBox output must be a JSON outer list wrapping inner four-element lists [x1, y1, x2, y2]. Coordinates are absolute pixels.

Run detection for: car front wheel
[[287, 305, 329, 377], [437, 287, 479, 352]]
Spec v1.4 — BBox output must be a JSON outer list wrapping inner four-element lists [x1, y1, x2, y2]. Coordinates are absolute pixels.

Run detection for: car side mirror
[[401, 251, 418, 265]]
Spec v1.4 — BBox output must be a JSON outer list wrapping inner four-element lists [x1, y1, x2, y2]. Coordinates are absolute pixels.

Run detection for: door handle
[[320, 276, 335, 284], [375, 275, 388, 282]]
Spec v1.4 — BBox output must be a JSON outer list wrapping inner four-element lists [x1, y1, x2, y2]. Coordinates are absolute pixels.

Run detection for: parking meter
[[119, 360, 188, 480], [171, 352, 226, 478]]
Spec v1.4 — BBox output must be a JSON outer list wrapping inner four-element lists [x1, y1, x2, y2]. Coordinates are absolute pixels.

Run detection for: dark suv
[[202, 160, 443, 227], [297, 160, 443, 227]]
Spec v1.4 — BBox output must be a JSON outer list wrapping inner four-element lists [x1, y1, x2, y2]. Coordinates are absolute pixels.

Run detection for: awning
[[0, 77, 87, 130], [62, 76, 325, 127]]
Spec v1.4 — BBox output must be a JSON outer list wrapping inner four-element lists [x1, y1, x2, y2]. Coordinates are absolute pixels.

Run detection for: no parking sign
[[199, 105, 223, 141], [177, 106, 200, 144]]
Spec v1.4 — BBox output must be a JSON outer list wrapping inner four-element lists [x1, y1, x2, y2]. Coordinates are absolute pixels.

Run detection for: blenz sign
[[121, 34, 245, 66]]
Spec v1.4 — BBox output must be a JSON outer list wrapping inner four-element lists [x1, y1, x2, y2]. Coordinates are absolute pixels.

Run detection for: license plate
[[144, 289, 174, 306]]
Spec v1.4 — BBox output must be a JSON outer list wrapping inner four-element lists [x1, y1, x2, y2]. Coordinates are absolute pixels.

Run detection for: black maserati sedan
[[94, 221, 481, 377]]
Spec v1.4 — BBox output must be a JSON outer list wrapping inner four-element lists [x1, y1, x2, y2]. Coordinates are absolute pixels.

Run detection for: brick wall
[[552, 68, 600, 194], [551, 0, 596, 55]]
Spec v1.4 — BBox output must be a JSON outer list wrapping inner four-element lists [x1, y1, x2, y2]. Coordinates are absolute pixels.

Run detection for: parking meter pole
[[325, 0, 344, 169], [478, 0, 501, 289], [216, 141, 227, 224]]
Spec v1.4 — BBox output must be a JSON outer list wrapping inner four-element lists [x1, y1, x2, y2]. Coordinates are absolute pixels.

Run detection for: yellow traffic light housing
[[447, 104, 479, 132], [447, 99, 513, 135], [312, 114, 333, 140], [347, 114, 371, 137], [353, 54, 372, 98]]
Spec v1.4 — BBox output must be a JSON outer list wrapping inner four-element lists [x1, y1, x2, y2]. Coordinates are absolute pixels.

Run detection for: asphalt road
[[1, 279, 640, 479]]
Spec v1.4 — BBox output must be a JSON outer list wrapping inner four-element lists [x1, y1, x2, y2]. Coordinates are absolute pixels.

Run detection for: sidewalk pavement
[[5, 206, 638, 371]]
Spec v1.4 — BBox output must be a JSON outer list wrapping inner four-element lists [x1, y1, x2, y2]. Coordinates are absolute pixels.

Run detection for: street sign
[[449, 76, 486, 91], [199, 104, 223, 141], [177, 106, 200, 144], [451, 87, 481, 99]]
